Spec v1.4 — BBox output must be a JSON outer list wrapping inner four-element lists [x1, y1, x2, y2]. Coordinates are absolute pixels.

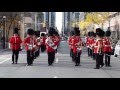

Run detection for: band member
[[35, 31, 41, 57], [89, 31, 94, 58], [45, 27, 57, 66], [54, 31, 60, 53], [9, 28, 22, 64], [94, 28, 105, 69], [92, 32, 96, 60], [24, 29, 37, 66], [72, 27, 82, 66], [103, 30, 112, 67], [34, 31, 40, 58], [40, 33, 46, 52], [86, 31, 91, 57], [68, 30, 75, 61]]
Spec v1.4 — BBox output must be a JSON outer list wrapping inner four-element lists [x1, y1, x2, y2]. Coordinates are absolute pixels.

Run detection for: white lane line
[[53, 76, 58, 78], [0, 58, 11, 64], [55, 58, 59, 63]]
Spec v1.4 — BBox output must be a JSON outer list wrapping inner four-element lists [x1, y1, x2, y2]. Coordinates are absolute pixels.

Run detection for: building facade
[[62, 12, 73, 36], [102, 12, 120, 43]]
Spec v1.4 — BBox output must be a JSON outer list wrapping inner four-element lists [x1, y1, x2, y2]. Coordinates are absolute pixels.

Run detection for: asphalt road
[[0, 40, 120, 78]]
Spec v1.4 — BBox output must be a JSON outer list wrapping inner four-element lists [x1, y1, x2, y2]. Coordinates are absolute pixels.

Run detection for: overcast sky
[[56, 12, 62, 33]]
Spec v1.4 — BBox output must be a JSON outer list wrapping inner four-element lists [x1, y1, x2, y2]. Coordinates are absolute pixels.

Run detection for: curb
[[0, 48, 9, 53]]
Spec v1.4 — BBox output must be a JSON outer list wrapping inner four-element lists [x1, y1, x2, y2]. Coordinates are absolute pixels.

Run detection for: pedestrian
[[72, 27, 82, 66], [103, 30, 112, 67], [45, 27, 57, 66], [68, 30, 75, 62], [40, 33, 46, 52], [94, 28, 105, 69], [24, 29, 37, 66], [9, 27, 22, 64]]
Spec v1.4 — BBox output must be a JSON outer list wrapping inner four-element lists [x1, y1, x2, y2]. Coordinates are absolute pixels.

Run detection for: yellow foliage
[[85, 12, 109, 25]]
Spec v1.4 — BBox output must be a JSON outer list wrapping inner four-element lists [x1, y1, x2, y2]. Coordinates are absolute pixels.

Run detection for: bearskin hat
[[49, 27, 56, 34], [41, 33, 45, 37], [70, 30, 75, 36], [48, 30, 54, 36], [90, 31, 94, 37], [13, 27, 19, 34], [93, 32, 96, 37], [88, 31, 91, 36], [74, 27, 80, 36], [27, 29, 34, 35], [96, 28, 105, 37], [105, 30, 111, 37]]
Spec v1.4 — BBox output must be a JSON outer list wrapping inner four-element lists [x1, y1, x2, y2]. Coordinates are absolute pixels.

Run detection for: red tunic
[[94, 39, 103, 54], [86, 37, 90, 48], [72, 36, 82, 54], [24, 36, 37, 51], [45, 36, 57, 52], [9, 36, 22, 50], [103, 37, 112, 53], [40, 37, 47, 45]]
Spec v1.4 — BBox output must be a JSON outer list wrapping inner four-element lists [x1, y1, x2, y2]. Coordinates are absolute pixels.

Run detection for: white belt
[[94, 46, 98, 48], [105, 45, 111, 47]]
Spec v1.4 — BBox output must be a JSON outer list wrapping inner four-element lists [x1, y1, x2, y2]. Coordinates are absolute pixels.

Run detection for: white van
[[40, 32, 46, 36], [114, 40, 120, 57]]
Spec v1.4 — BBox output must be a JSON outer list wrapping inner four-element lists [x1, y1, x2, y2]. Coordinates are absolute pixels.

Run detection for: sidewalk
[[0, 48, 9, 53]]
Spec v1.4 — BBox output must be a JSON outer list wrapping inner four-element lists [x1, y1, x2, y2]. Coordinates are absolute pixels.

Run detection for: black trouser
[[74, 52, 81, 65], [41, 44, 46, 52], [95, 53, 104, 68], [70, 49, 72, 57], [100, 54, 104, 66], [70, 49, 74, 61], [35, 47, 40, 58], [47, 51, 55, 65], [93, 53, 96, 60], [27, 50, 34, 65], [105, 52, 111, 66], [90, 49, 93, 58], [12, 50, 19, 63], [87, 48, 90, 56]]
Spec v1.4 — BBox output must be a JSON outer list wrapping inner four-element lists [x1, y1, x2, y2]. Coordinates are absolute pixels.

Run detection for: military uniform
[[24, 29, 37, 66], [40, 33, 46, 52], [9, 28, 22, 64], [94, 28, 105, 69], [45, 28, 57, 66], [86, 32, 91, 57], [72, 27, 82, 66], [68, 35, 75, 61], [103, 30, 112, 67]]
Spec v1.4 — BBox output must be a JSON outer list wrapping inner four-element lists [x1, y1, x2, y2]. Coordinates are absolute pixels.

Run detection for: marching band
[[9, 26, 113, 69]]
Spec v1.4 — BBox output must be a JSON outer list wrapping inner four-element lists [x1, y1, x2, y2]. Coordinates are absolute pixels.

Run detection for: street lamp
[[3, 16, 6, 49]]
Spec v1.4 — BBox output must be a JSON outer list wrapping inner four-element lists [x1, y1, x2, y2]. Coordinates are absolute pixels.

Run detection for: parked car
[[114, 40, 120, 57]]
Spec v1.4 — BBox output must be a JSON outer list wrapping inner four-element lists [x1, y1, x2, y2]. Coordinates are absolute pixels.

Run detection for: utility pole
[[3, 16, 6, 49]]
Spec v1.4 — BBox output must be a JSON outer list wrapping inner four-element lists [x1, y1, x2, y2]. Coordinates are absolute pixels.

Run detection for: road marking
[[55, 58, 59, 63], [56, 52, 59, 55], [53, 76, 58, 78], [0, 58, 11, 64]]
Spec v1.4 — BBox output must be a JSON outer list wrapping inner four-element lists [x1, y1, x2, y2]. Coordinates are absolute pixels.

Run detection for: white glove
[[33, 45, 36, 48]]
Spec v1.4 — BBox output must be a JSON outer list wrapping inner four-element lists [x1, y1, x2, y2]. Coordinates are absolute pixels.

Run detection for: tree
[[85, 12, 109, 25], [0, 12, 21, 41]]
